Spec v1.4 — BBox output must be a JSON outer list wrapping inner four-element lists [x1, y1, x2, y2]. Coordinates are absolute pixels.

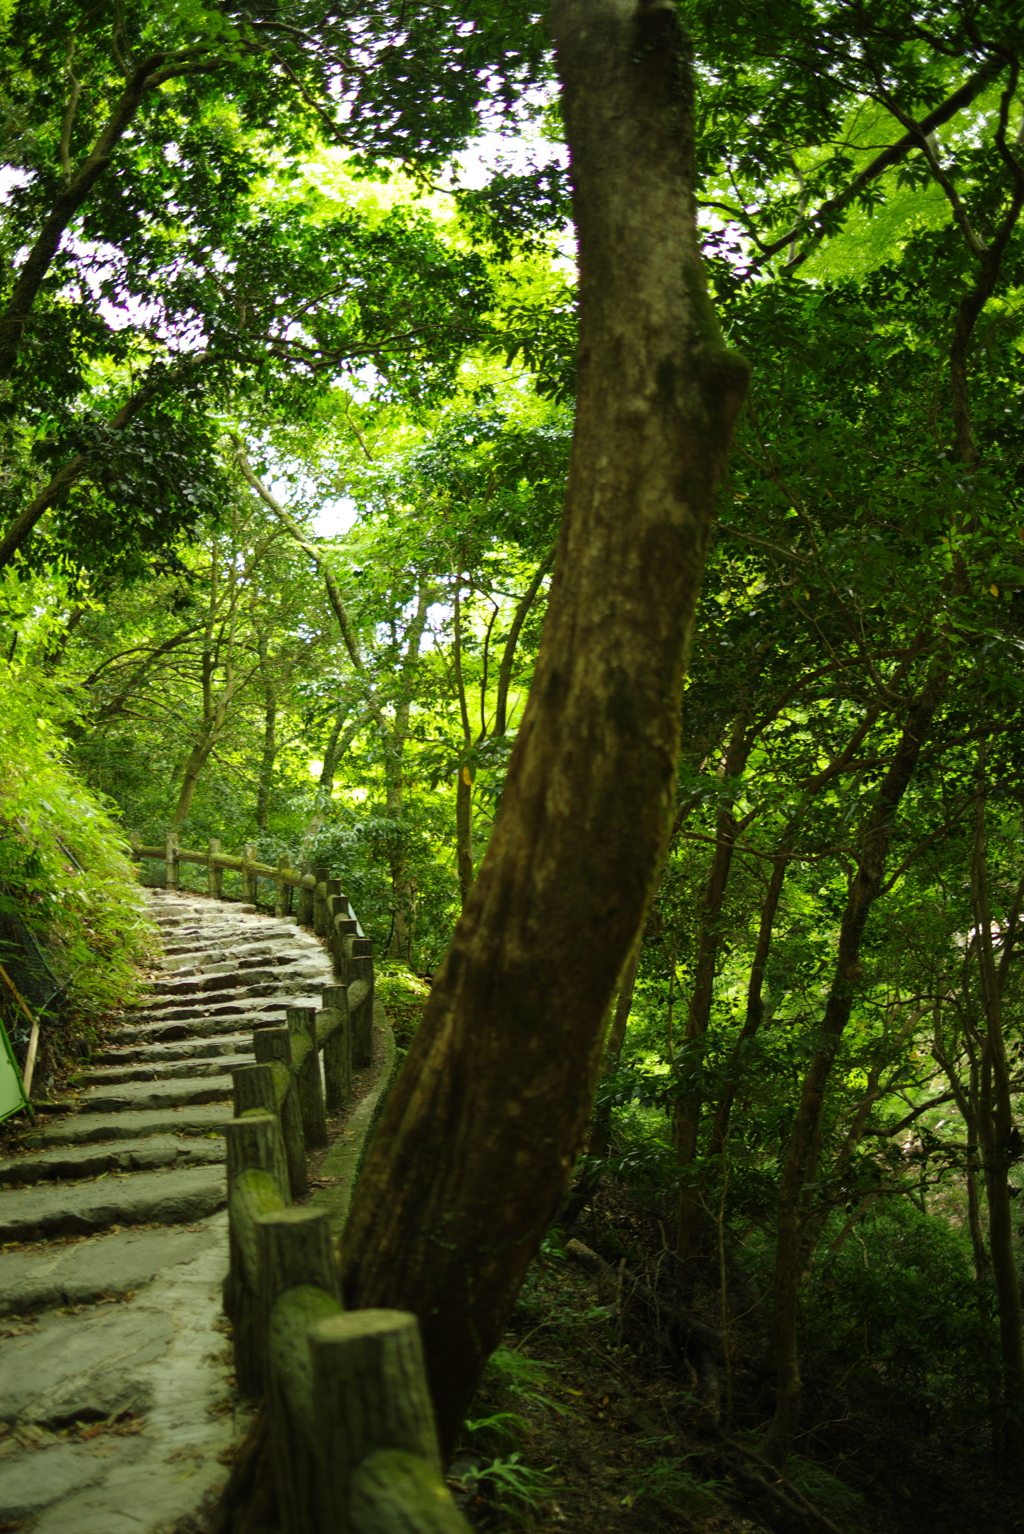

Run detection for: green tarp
[[0, 1015, 28, 1123]]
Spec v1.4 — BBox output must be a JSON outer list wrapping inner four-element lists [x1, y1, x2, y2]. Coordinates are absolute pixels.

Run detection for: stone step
[[107, 1002, 257, 1038], [128, 986, 317, 1018], [0, 1134, 226, 1186], [21, 1103, 231, 1149], [150, 969, 264, 998], [73, 1053, 250, 1086], [163, 941, 294, 969], [110, 988, 328, 1038], [91, 1033, 253, 1066], [149, 962, 327, 999], [0, 1220, 223, 1315], [0, 1164, 227, 1242], [160, 953, 311, 983], [152, 915, 290, 936], [77, 1075, 233, 1115], [115, 982, 327, 1022], [161, 927, 304, 956]]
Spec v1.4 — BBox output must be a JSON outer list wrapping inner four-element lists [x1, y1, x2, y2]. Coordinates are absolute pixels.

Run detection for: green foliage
[[622, 1441, 730, 1514], [373, 963, 429, 1050], [786, 1457, 870, 1521], [463, 1348, 565, 1520], [485, 1347, 564, 1411], [806, 1200, 996, 1421], [0, 639, 154, 1050]]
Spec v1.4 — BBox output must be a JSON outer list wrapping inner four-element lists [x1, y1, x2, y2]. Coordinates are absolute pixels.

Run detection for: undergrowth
[[0, 652, 155, 1088]]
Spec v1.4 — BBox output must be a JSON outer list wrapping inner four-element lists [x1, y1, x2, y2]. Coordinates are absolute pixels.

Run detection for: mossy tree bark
[[342, 0, 749, 1459]]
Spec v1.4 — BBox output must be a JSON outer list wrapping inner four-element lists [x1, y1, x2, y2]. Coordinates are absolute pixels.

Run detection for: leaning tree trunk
[[342, 0, 749, 1458]]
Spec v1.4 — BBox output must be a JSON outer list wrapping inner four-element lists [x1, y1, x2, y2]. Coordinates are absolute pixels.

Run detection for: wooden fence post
[[313, 865, 329, 936], [275, 853, 293, 918], [350, 940, 374, 1069], [287, 1006, 327, 1147], [257, 1209, 342, 1534], [297, 866, 315, 927], [208, 838, 223, 899], [224, 1112, 290, 1396], [332, 909, 359, 985], [165, 829, 180, 890], [231, 1061, 277, 1118], [349, 1450, 472, 1533], [255, 1025, 308, 1197], [243, 842, 258, 904], [310, 1310, 444, 1532], [227, 1106, 291, 1211], [318, 985, 351, 1112]]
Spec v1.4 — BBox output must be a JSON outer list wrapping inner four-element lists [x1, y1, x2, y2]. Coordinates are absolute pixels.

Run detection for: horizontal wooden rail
[[128, 830, 365, 935], [133, 843, 314, 888]]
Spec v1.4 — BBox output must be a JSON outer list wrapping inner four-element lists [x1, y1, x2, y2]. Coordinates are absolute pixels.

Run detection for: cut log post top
[[350, 1449, 473, 1533], [253, 1027, 308, 1198], [226, 1110, 291, 1206], [242, 1213, 470, 1534], [221, 1045, 470, 1533]]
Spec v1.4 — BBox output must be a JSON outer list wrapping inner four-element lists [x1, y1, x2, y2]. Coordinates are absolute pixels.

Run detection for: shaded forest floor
[[456, 1181, 1024, 1534]]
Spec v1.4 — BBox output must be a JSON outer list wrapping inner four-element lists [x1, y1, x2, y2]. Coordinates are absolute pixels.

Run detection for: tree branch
[[0, 368, 173, 569], [0, 47, 225, 378], [752, 62, 1004, 272]]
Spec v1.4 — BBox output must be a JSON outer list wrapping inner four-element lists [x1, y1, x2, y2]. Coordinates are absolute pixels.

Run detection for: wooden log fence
[[134, 833, 464, 1530], [224, 1109, 469, 1531], [130, 836, 354, 937]]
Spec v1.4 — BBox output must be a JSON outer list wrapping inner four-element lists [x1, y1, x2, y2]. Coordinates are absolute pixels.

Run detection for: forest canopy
[[3, 0, 1024, 1512]]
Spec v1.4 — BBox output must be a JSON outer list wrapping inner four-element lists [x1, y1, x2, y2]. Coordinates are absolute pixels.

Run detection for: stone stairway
[[0, 889, 334, 1249], [0, 886, 337, 1534]]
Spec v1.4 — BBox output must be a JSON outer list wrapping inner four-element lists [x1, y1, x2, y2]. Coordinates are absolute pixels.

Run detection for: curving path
[[0, 886, 382, 1534]]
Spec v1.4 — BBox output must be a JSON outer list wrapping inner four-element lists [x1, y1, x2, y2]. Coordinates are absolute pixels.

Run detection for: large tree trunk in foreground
[[342, 0, 749, 1458]]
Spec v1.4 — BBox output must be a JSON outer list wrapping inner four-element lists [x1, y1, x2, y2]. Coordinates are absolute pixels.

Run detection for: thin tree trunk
[[706, 842, 791, 1161], [456, 768, 474, 910], [970, 775, 1024, 1465], [385, 586, 431, 963], [493, 544, 556, 737], [563, 939, 642, 1226], [342, 0, 748, 1458], [298, 704, 370, 857], [933, 1024, 991, 1289], [674, 712, 756, 1261], [172, 740, 214, 827], [763, 668, 945, 1469], [453, 582, 476, 909], [256, 664, 277, 832], [171, 562, 241, 828]]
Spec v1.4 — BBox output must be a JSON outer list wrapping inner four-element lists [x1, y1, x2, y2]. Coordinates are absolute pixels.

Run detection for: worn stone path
[[0, 887, 340, 1534]]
